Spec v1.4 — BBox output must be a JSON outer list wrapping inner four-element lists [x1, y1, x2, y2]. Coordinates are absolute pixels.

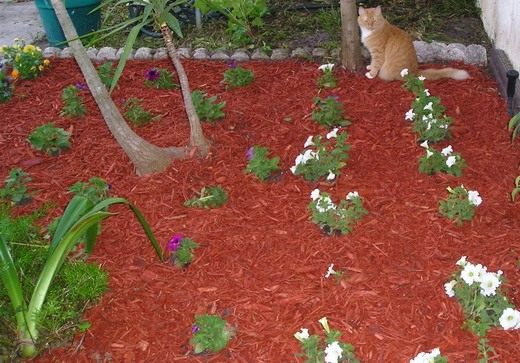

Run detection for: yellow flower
[[38, 65, 44, 71], [23, 44, 36, 53], [43, 59, 50, 66], [11, 69, 19, 79]]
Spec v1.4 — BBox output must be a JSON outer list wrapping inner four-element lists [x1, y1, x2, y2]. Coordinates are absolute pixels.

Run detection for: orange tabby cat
[[357, 6, 469, 81]]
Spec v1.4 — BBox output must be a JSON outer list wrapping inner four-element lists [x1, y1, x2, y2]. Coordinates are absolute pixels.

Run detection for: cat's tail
[[419, 68, 470, 81]]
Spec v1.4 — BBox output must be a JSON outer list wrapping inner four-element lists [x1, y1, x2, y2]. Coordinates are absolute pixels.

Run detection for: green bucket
[[35, 0, 101, 48]]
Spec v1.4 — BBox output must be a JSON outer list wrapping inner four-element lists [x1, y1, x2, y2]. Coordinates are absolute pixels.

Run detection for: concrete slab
[[0, 1, 47, 47]]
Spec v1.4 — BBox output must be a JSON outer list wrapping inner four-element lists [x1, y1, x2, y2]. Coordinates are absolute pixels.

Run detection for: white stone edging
[[42, 41, 487, 66]]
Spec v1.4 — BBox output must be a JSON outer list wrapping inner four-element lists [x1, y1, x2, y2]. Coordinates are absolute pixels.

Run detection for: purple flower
[[75, 82, 88, 91], [191, 325, 200, 334], [227, 59, 238, 69], [246, 147, 254, 160], [145, 68, 160, 81], [167, 233, 184, 252]]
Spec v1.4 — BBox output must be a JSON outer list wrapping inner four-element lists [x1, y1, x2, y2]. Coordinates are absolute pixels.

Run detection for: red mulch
[[2, 58, 520, 362]]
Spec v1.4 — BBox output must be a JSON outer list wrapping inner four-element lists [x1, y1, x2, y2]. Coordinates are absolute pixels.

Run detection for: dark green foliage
[[223, 66, 254, 88], [144, 68, 179, 90], [60, 85, 86, 118], [192, 90, 226, 123], [311, 97, 350, 128], [0, 168, 32, 204], [27, 123, 71, 156], [123, 97, 158, 126], [97, 62, 116, 89], [190, 314, 233, 354], [244, 146, 280, 181]]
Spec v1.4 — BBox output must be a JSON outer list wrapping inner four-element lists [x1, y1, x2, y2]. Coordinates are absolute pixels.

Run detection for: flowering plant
[[418, 142, 466, 176], [309, 189, 368, 235], [324, 263, 344, 284], [0, 39, 49, 79], [192, 90, 226, 123], [445, 257, 520, 360], [290, 129, 349, 182], [223, 63, 254, 88], [317, 63, 337, 89], [294, 317, 360, 363], [244, 145, 280, 181], [409, 348, 448, 363], [27, 123, 71, 156], [439, 185, 482, 224], [60, 85, 86, 118], [0, 167, 32, 205], [402, 70, 451, 143], [144, 67, 178, 89], [190, 314, 234, 354], [312, 96, 351, 128], [166, 233, 198, 268], [184, 185, 228, 208]]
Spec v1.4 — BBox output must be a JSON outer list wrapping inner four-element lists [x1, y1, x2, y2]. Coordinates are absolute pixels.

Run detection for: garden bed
[[2, 58, 520, 362]]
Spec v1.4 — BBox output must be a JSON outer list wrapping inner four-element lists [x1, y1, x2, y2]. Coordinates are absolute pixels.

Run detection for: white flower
[[426, 150, 433, 158], [499, 308, 520, 330], [400, 68, 409, 77], [289, 165, 297, 174], [319, 317, 330, 333], [420, 140, 429, 148], [325, 263, 335, 278], [301, 149, 318, 163], [440, 124, 448, 129], [294, 153, 304, 166], [405, 109, 415, 121], [424, 102, 433, 111], [456, 256, 467, 266], [426, 122, 432, 131], [346, 191, 359, 200], [424, 89, 430, 96], [446, 155, 457, 167], [304, 135, 315, 148], [480, 272, 501, 296], [324, 341, 343, 363], [326, 171, 336, 181], [310, 188, 321, 201], [460, 263, 480, 285], [444, 280, 457, 297], [418, 75, 426, 81], [468, 190, 482, 207], [319, 63, 335, 72], [326, 128, 339, 139], [410, 347, 441, 363], [441, 145, 453, 156], [294, 328, 310, 342]]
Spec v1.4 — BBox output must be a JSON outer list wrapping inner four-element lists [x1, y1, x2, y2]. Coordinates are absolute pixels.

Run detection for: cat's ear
[[375, 5, 382, 15], [358, 6, 365, 15]]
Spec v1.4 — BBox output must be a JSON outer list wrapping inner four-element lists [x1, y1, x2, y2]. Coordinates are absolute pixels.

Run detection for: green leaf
[[164, 12, 183, 38]]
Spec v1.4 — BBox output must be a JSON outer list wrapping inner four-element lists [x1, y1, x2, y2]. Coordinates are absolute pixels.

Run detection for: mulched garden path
[[2, 58, 520, 362]]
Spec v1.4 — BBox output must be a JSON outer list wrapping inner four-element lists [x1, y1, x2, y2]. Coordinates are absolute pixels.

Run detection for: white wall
[[478, 0, 520, 70]]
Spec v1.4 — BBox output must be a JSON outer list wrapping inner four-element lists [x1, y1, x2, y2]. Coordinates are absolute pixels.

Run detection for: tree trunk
[[161, 24, 210, 156], [340, 0, 362, 71], [50, 0, 187, 175]]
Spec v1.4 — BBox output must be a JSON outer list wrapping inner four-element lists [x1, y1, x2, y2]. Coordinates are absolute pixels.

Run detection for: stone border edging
[[41, 41, 487, 66]]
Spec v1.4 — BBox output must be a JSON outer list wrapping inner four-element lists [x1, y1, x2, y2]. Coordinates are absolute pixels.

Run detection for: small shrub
[[68, 177, 110, 205], [223, 64, 254, 88], [166, 233, 199, 268], [184, 186, 228, 208], [123, 97, 158, 126], [244, 146, 280, 181], [190, 314, 234, 354], [439, 185, 482, 224], [144, 67, 178, 90], [0, 167, 32, 205], [97, 61, 115, 88], [317, 63, 337, 89], [60, 85, 86, 118], [27, 123, 71, 156], [311, 96, 350, 128], [418, 142, 466, 176], [192, 90, 225, 123]]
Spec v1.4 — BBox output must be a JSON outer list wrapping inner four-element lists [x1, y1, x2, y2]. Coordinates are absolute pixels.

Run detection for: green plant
[[309, 189, 368, 235], [60, 85, 86, 118], [508, 112, 520, 140], [244, 145, 280, 181], [444, 257, 520, 362], [294, 317, 360, 363], [194, 0, 268, 46], [317, 63, 337, 89], [97, 61, 116, 89], [0, 194, 163, 358], [27, 123, 71, 156], [69, 177, 110, 205], [223, 63, 254, 88], [311, 96, 350, 128], [402, 70, 452, 142], [290, 129, 349, 182], [418, 142, 466, 176], [184, 186, 228, 208], [166, 233, 198, 268], [439, 185, 482, 224], [0, 40, 49, 79], [512, 176, 520, 201], [144, 67, 179, 89], [0, 63, 14, 102], [123, 97, 158, 126], [0, 167, 32, 205], [190, 314, 234, 354], [191, 90, 225, 122]]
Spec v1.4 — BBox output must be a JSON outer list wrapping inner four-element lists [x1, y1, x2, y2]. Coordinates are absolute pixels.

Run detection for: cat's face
[[357, 6, 384, 30]]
